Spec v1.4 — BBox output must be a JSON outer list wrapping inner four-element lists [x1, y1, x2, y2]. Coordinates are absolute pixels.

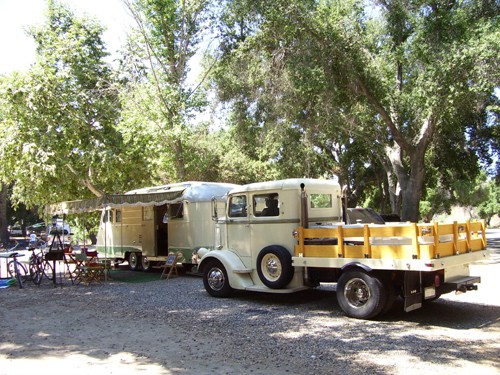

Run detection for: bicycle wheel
[[7, 260, 29, 287], [29, 257, 43, 285], [42, 260, 54, 280]]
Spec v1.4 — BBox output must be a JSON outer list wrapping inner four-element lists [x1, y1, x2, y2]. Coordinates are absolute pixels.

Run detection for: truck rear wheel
[[337, 270, 386, 319], [256, 246, 294, 289], [128, 252, 140, 271], [203, 260, 233, 298]]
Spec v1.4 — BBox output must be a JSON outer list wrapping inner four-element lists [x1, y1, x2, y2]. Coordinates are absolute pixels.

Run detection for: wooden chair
[[160, 253, 180, 280]]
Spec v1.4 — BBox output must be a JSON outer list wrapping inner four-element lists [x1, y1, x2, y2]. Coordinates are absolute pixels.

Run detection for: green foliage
[[477, 180, 500, 225], [0, 1, 149, 210], [210, 0, 499, 220], [121, 0, 212, 181], [1, 0, 498, 228]]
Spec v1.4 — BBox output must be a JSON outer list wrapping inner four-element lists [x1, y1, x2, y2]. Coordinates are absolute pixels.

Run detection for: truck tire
[[381, 279, 397, 315], [141, 257, 152, 272], [256, 245, 294, 289], [336, 270, 387, 319], [128, 252, 140, 271], [203, 259, 233, 298]]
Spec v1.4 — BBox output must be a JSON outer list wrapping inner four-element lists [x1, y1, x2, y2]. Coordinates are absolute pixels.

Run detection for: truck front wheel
[[257, 246, 294, 289], [203, 260, 233, 298], [337, 270, 386, 319]]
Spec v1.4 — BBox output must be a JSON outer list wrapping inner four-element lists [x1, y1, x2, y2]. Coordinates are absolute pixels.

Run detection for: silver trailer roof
[[127, 181, 239, 203], [46, 182, 239, 214]]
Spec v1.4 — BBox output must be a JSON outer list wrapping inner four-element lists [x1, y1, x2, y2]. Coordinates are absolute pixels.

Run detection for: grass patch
[[108, 269, 162, 283]]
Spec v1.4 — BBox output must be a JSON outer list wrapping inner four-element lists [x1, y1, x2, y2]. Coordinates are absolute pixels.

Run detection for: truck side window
[[254, 193, 279, 216], [310, 194, 332, 208], [229, 195, 247, 217]]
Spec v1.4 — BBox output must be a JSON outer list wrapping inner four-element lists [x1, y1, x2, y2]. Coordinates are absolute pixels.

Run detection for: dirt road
[[0, 230, 498, 374]]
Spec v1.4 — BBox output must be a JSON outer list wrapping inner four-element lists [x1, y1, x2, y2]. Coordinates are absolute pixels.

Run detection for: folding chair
[[160, 253, 179, 280]]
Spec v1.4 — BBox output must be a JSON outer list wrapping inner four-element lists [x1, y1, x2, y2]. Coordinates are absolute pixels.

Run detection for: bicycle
[[28, 241, 54, 285], [0, 243, 29, 288]]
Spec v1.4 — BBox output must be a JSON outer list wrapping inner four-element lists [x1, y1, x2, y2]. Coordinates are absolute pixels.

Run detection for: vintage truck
[[197, 178, 488, 319]]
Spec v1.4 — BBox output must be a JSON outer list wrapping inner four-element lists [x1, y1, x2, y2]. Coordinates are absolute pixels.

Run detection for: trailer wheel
[[141, 257, 152, 272], [257, 246, 294, 289], [128, 252, 140, 271], [203, 260, 233, 298], [337, 270, 386, 319]]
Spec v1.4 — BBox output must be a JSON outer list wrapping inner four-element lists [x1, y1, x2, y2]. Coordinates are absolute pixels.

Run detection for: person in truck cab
[[261, 195, 279, 216]]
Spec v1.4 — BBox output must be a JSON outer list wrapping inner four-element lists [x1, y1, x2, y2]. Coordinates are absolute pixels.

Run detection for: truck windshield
[[229, 195, 247, 217]]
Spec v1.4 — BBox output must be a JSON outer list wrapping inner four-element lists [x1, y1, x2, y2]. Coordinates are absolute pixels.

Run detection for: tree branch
[[66, 164, 105, 197]]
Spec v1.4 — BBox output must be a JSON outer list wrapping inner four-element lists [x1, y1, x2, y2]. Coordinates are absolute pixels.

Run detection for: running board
[[245, 285, 309, 293]]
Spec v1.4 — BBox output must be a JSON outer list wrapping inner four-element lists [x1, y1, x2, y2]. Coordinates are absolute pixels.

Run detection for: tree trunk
[[392, 146, 427, 222], [380, 153, 401, 215], [0, 184, 9, 245], [173, 138, 186, 180]]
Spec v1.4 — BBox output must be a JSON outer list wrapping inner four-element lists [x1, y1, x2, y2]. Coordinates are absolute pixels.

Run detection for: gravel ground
[[0, 230, 499, 375]]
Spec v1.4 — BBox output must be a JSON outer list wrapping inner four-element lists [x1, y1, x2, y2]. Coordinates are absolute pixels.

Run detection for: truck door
[[226, 194, 252, 267]]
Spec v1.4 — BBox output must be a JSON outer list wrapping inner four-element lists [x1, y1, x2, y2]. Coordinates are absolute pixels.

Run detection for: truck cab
[[198, 178, 343, 293]]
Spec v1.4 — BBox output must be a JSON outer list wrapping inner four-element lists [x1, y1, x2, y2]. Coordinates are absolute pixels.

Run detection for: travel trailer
[[96, 181, 239, 271]]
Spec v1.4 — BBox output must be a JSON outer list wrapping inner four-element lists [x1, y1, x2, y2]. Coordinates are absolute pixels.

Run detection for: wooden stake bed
[[294, 220, 487, 263]]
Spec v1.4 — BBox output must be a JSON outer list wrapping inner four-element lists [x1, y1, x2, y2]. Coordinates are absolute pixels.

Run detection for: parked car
[[8, 225, 24, 236], [46, 220, 72, 245], [345, 207, 385, 224], [26, 222, 47, 236]]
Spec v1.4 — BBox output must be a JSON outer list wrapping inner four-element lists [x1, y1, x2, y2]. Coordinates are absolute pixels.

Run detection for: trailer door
[[141, 206, 155, 256], [155, 205, 169, 256]]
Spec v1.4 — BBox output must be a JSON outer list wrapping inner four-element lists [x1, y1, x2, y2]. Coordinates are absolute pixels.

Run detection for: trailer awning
[[45, 189, 186, 215]]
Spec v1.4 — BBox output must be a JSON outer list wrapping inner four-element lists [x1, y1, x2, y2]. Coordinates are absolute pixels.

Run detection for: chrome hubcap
[[262, 254, 281, 280], [208, 267, 225, 291], [344, 278, 370, 308]]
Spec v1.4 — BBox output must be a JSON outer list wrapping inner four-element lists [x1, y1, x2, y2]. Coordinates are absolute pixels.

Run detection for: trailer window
[[310, 194, 332, 208], [229, 195, 247, 217], [169, 203, 184, 219], [254, 193, 279, 217], [115, 209, 122, 223], [143, 206, 153, 221], [103, 210, 113, 223]]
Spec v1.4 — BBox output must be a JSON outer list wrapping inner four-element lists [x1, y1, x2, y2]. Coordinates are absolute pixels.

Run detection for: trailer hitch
[[456, 284, 478, 294]]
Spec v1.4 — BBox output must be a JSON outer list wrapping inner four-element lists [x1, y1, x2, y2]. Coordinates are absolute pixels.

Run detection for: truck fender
[[198, 249, 254, 290], [340, 262, 373, 274]]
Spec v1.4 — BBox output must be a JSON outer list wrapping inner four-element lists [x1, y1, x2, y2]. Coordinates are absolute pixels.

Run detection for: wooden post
[[338, 225, 345, 258], [363, 224, 371, 258]]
